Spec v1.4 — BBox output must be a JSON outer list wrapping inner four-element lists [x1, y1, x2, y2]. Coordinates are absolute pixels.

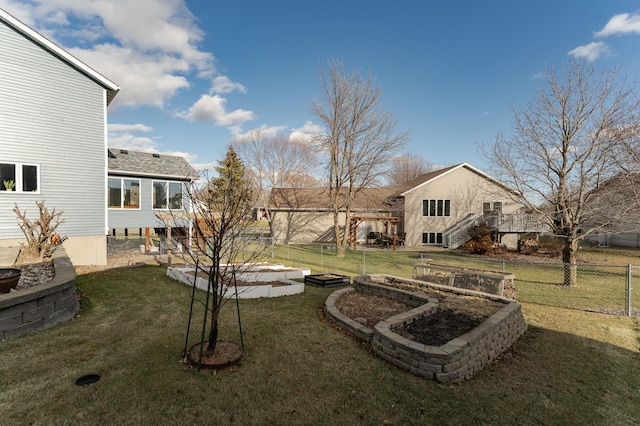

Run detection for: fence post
[[320, 244, 323, 269], [363, 248, 366, 274], [627, 264, 632, 317], [287, 242, 290, 262]]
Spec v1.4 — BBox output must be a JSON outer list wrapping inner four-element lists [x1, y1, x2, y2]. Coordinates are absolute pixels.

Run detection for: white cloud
[[289, 121, 322, 143], [108, 123, 153, 133], [108, 122, 198, 164], [108, 132, 160, 152], [232, 124, 288, 142], [70, 43, 191, 108], [3, 0, 215, 109], [568, 41, 611, 62], [211, 76, 247, 94], [178, 94, 254, 126], [595, 12, 640, 37]]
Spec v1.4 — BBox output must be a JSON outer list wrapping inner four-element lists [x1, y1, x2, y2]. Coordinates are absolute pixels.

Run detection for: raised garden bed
[[324, 274, 527, 383], [167, 263, 308, 299], [413, 262, 516, 298], [304, 273, 350, 288]]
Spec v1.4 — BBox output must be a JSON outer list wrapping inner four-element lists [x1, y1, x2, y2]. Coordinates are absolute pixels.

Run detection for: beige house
[[269, 163, 538, 249], [269, 187, 396, 244], [389, 163, 522, 248]]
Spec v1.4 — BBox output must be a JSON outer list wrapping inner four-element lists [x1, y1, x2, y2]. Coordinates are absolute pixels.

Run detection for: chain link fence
[[265, 242, 640, 317], [105, 237, 640, 316]]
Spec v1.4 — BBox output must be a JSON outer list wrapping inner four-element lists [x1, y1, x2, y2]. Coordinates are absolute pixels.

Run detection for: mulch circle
[[186, 341, 243, 370]]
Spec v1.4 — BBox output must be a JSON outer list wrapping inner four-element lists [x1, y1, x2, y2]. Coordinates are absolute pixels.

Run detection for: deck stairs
[[442, 213, 482, 249]]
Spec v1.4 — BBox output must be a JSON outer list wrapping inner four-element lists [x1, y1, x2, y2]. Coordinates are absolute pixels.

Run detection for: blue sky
[[3, 0, 640, 173]]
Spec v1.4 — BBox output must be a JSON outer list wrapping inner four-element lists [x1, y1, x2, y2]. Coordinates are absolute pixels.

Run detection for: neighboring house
[[388, 163, 525, 248], [107, 149, 198, 239], [0, 9, 119, 265], [581, 173, 640, 248], [269, 163, 543, 249], [269, 187, 396, 244]]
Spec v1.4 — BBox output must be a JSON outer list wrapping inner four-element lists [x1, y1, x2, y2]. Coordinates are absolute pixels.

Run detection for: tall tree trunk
[[562, 238, 578, 286], [334, 211, 345, 257]]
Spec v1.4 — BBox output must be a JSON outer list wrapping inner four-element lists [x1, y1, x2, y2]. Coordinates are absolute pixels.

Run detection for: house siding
[[0, 20, 108, 264], [107, 176, 192, 230], [402, 167, 520, 247]]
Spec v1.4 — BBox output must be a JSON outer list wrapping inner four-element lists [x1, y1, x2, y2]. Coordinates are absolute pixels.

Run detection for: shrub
[[463, 223, 494, 255], [13, 201, 65, 261]]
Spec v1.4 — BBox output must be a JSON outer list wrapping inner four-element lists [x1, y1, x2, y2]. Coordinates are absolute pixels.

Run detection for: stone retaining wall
[[324, 274, 527, 383], [0, 248, 78, 339], [413, 263, 516, 298]]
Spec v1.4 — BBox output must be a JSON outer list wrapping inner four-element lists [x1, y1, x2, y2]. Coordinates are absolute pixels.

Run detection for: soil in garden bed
[[396, 309, 483, 347], [335, 290, 504, 346]]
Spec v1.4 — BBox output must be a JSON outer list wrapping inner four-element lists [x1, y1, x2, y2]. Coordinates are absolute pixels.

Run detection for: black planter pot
[[0, 268, 21, 294]]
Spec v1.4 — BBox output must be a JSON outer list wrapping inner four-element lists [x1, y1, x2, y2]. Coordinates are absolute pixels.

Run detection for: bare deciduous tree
[[387, 153, 435, 186], [163, 146, 264, 365], [234, 131, 319, 228], [482, 61, 640, 285], [311, 58, 410, 256]]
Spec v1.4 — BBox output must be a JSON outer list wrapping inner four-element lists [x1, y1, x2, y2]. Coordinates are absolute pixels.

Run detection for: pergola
[[349, 214, 401, 250]]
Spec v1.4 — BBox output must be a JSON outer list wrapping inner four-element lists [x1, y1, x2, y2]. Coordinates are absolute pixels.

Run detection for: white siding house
[[0, 9, 119, 265]]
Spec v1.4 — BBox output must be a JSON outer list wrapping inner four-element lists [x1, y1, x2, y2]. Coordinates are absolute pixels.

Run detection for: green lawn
[[268, 244, 640, 313], [1, 263, 639, 425]]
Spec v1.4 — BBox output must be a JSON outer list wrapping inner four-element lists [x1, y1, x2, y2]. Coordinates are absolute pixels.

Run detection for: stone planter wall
[[412, 263, 516, 298], [0, 248, 78, 339], [324, 275, 527, 383]]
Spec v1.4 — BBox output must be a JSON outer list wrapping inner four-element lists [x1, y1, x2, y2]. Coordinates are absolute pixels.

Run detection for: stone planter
[[0, 268, 21, 294]]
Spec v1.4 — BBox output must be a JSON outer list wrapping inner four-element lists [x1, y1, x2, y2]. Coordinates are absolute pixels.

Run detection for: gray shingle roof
[[108, 149, 197, 181]]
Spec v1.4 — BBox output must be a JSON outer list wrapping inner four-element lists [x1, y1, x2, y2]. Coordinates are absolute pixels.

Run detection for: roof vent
[[120, 149, 128, 154], [153, 153, 160, 158]]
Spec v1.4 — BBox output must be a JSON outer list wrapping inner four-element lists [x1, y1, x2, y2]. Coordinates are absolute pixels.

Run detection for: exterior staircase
[[442, 213, 482, 249]]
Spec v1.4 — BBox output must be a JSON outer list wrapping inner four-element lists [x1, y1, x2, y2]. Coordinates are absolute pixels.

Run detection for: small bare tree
[[13, 201, 64, 261], [164, 146, 263, 363], [387, 153, 435, 187], [482, 60, 640, 285], [311, 58, 410, 256]]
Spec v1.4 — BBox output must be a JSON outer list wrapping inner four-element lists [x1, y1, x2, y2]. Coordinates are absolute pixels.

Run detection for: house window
[[483, 201, 503, 215], [422, 199, 450, 217], [153, 180, 183, 209], [422, 232, 443, 245], [0, 162, 39, 192], [108, 178, 140, 209]]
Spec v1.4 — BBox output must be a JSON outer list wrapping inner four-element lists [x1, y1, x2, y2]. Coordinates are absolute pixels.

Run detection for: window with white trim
[[108, 178, 140, 209], [422, 199, 450, 217], [0, 162, 39, 192], [153, 180, 183, 209], [483, 201, 502, 215], [422, 232, 443, 245]]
